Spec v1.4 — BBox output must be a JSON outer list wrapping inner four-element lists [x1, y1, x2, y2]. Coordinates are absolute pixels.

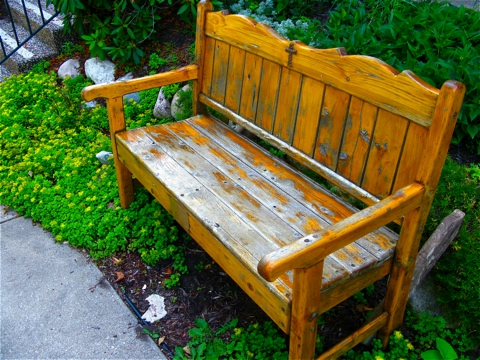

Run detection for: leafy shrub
[[421, 338, 461, 360], [46, 0, 172, 64], [231, 0, 480, 153], [0, 69, 186, 274], [177, 0, 224, 28], [229, 0, 320, 22]]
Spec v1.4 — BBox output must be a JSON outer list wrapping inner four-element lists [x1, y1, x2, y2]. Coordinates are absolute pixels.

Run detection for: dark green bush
[[233, 0, 480, 153], [48, 0, 224, 64], [47, 0, 172, 63]]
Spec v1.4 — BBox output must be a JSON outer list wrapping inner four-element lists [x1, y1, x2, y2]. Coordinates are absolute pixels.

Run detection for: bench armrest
[[81, 65, 198, 101], [258, 183, 425, 282]]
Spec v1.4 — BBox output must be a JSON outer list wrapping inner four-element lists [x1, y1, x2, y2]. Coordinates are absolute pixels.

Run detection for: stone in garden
[[84, 57, 115, 84], [153, 87, 171, 119], [116, 73, 141, 103], [58, 59, 80, 79], [171, 84, 191, 120], [83, 100, 97, 109], [117, 72, 134, 82], [124, 92, 141, 104], [96, 151, 113, 165]]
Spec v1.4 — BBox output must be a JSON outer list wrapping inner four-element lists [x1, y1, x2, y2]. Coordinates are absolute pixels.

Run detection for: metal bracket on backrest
[[285, 42, 297, 67]]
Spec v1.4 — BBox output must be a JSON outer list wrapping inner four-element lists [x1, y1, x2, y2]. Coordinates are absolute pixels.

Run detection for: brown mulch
[[95, 234, 384, 357]]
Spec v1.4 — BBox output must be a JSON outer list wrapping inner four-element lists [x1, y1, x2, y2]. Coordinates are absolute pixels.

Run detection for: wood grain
[[361, 110, 408, 199], [336, 97, 378, 185], [210, 40, 230, 104], [272, 68, 302, 144], [201, 36, 216, 97], [239, 52, 263, 121], [255, 59, 281, 132], [314, 85, 350, 170], [292, 77, 324, 157], [225, 46, 246, 112]]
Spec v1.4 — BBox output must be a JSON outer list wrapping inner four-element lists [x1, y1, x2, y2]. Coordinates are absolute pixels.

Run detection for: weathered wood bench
[[82, 1, 465, 358]]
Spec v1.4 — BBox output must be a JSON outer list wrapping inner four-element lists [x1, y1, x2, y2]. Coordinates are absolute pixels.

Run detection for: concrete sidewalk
[[0, 205, 167, 359]]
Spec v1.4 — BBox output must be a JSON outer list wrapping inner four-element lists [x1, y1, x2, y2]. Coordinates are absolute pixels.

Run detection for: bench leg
[[289, 261, 324, 360], [107, 97, 134, 209], [114, 160, 134, 209], [378, 208, 423, 346]]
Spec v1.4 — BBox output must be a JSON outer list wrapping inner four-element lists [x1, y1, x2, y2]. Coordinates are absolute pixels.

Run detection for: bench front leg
[[290, 261, 324, 360], [107, 97, 134, 208]]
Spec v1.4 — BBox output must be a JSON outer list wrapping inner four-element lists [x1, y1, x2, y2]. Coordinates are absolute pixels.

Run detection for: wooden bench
[[82, 1, 465, 358]]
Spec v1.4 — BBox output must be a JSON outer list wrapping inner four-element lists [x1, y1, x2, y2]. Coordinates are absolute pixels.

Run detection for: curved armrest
[[81, 65, 198, 101], [258, 183, 425, 282]]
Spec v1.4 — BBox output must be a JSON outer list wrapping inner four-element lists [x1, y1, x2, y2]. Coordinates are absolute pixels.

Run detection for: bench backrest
[[194, 4, 465, 204]]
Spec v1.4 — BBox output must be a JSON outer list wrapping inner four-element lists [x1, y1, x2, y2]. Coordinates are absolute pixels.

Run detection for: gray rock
[[124, 92, 141, 104], [171, 84, 192, 120], [58, 59, 80, 79], [83, 100, 97, 109], [153, 87, 171, 119], [117, 72, 134, 82], [409, 275, 456, 324], [116, 73, 140, 104], [84, 57, 115, 84], [96, 151, 113, 165]]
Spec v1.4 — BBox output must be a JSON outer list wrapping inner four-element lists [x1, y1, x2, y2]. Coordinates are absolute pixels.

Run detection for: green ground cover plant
[[173, 313, 476, 359], [230, 0, 480, 154], [0, 67, 187, 277], [173, 318, 289, 359]]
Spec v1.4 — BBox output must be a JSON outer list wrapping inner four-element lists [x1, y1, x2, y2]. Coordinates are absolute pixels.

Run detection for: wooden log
[[409, 209, 465, 297]]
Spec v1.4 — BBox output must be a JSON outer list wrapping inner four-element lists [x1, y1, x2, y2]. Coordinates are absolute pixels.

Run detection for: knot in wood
[[285, 42, 297, 67]]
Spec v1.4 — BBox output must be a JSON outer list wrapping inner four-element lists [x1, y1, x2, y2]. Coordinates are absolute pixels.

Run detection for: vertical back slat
[[256, 59, 281, 133], [273, 68, 302, 144], [225, 46, 246, 113], [361, 110, 409, 198], [314, 86, 350, 170], [292, 77, 325, 157], [239, 52, 263, 121], [202, 36, 216, 97], [193, 0, 213, 115], [337, 97, 378, 185], [210, 40, 230, 104], [391, 122, 429, 193]]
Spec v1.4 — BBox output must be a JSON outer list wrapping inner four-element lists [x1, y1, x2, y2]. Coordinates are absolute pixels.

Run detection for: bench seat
[[116, 114, 398, 332]]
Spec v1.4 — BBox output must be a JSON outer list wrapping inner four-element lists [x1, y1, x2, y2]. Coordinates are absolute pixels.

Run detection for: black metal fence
[[0, 0, 59, 65]]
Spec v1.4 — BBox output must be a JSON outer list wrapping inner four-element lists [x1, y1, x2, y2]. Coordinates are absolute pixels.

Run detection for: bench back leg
[[107, 97, 134, 208], [289, 261, 324, 360]]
